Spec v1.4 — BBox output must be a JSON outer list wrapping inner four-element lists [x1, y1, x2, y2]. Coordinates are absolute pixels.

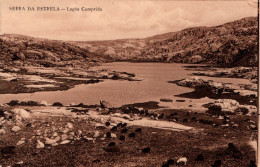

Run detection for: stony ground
[[0, 101, 257, 167]]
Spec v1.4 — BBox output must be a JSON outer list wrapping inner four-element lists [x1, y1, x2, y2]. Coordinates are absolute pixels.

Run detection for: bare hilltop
[[0, 17, 258, 67]]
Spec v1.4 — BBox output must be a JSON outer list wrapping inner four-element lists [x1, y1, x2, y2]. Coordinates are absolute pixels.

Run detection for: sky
[[0, 0, 258, 41]]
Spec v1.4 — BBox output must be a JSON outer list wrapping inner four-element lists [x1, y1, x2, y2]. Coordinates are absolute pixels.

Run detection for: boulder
[[121, 114, 131, 120], [12, 126, 21, 132], [111, 113, 121, 117], [16, 140, 25, 146], [100, 100, 111, 108], [36, 140, 45, 149], [93, 131, 100, 138], [66, 123, 73, 129], [177, 157, 188, 165], [45, 138, 57, 145], [60, 140, 70, 145], [12, 108, 31, 121], [0, 129, 6, 135], [111, 133, 117, 138], [61, 134, 68, 140], [214, 99, 239, 112]]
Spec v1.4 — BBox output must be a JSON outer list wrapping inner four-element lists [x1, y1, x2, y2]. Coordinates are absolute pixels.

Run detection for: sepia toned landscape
[[0, 1, 258, 166]]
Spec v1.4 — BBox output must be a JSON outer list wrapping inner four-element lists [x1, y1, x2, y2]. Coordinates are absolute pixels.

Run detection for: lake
[[0, 62, 250, 108]]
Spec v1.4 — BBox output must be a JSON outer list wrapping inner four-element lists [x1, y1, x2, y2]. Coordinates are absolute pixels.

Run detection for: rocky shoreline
[[0, 65, 142, 94]]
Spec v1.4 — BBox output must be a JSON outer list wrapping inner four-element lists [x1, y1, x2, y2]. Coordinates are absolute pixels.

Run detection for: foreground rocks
[[0, 99, 257, 166]]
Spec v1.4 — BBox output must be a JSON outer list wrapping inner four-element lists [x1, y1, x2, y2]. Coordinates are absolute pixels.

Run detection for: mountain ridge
[[0, 16, 257, 67]]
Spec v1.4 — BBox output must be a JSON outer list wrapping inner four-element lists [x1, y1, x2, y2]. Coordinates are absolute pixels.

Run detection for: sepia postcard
[[0, 0, 258, 166]]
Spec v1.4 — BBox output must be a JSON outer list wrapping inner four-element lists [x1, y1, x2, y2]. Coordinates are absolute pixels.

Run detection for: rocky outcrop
[[171, 76, 257, 106], [192, 66, 258, 83], [0, 34, 104, 68], [175, 77, 257, 98], [207, 99, 257, 115], [70, 17, 257, 67]]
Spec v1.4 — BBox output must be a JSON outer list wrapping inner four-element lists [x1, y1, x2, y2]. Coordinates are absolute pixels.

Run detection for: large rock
[[214, 99, 239, 112], [0, 129, 6, 135], [60, 140, 70, 145], [66, 122, 73, 129], [45, 138, 57, 145], [12, 126, 21, 132], [36, 140, 45, 149], [16, 140, 25, 146], [100, 100, 111, 108], [12, 108, 31, 121]]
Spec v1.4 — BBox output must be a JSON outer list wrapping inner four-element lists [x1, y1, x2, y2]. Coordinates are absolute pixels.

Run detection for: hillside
[[70, 17, 258, 67], [0, 17, 258, 67], [0, 34, 105, 68]]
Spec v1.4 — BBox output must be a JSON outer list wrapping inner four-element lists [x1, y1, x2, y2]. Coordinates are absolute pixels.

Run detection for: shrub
[[7, 100, 19, 106], [52, 102, 63, 107], [234, 107, 249, 115], [206, 105, 223, 116]]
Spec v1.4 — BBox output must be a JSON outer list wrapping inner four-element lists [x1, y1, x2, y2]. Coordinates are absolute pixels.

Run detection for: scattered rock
[[61, 134, 68, 140], [62, 128, 69, 134], [60, 140, 70, 145], [249, 124, 257, 130], [121, 114, 131, 120], [111, 133, 117, 138], [66, 122, 73, 129], [52, 132, 58, 137], [45, 138, 57, 145], [35, 130, 41, 136], [76, 130, 82, 137], [36, 140, 44, 149], [232, 124, 239, 128], [100, 100, 111, 108], [95, 123, 106, 129], [12, 108, 31, 121], [0, 129, 6, 135], [12, 126, 21, 132], [177, 157, 187, 165], [111, 113, 121, 117], [16, 140, 25, 146], [93, 131, 100, 138]]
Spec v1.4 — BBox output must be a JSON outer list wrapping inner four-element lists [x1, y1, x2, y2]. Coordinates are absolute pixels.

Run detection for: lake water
[[0, 62, 251, 108]]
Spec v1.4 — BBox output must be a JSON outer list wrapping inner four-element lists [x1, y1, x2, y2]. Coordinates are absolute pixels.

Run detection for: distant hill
[[70, 17, 258, 67], [0, 17, 257, 67], [0, 34, 104, 68]]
